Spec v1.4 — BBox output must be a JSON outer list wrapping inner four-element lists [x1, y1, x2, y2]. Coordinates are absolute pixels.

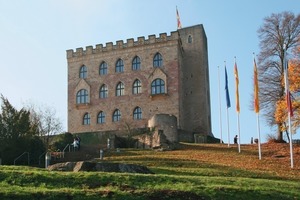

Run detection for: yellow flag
[[234, 62, 240, 113], [254, 59, 259, 113]]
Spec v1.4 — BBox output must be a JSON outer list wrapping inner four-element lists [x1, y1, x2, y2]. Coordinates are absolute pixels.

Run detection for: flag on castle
[[234, 61, 240, 113], [253, 58, 259, 113], [284, 59, 293, 117], [253, 57, 262, 160], [176, 7, 182, 29], [225, 66, 231, 108]]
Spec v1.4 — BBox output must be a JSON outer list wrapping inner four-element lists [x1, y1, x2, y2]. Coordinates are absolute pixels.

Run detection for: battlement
[[66, 31, 179, 58]]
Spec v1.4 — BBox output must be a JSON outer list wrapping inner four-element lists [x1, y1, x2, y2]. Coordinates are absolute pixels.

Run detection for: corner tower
[[178, 25, 212, 136]]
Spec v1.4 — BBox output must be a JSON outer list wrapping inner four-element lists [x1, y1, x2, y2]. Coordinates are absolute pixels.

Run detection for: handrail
[[56, 149, 62, 158], [14, 152, 29, 165], [62, 144, 70, 158], [38, 151, 47, 166]]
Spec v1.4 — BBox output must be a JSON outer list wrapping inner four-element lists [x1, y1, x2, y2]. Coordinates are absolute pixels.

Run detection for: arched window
[[115, 59, 124, 73], [132, 79, 141, 94], [153, 53, 163, 67], [116, 82, 124, 96], [188, 35, 193, 43], [83, 113, 90, 125], [132, 56, 141, 70], [79, 65, 87, 79], [76, 89, 88, 104], [151, 78, 165, 95], [99, 84, 108, 98], [133, 107, 142, 120], [112, 109, 121, 122], [97, 111, 105, 124], [99, 62, 108, 75]]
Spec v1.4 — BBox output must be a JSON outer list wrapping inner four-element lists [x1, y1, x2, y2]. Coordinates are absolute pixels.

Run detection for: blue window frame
[[99, 84, 108, 98], [188, 35, 193, 43], [79, 65, 87, 78], [99, 62, 108, 75], [151, 79, 165, 94], [83, 113, 90, 125], [113, 109, 121, 122], [115, 59, 124, 73], [132, 56, 141, 70], [116, 82, 124, 96], [133, 107, 142, 120], [97, 111, 105, 124], [132, 79, 141, 94], [153, 53, 163, 67], [76, 89, 88, 104]]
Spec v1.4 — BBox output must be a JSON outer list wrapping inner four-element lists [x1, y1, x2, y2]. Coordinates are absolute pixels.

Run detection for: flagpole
[[253, 54, 262, 160], [226, 106, 230, 147], [225, 61, 230, 147], [288, 111, 294, 168], [237, 112, 241, 152], [284, 47, 294, 168], [218, 66, 223, 144], [234, 57, 241, 153], [256, 113, 262, 160]]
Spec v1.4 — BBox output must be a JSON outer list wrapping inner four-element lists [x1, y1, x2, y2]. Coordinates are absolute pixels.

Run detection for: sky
[[0, 0, 299, 144]]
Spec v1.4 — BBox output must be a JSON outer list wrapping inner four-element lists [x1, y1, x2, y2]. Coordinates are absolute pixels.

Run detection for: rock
[[48, 161, 154, 174], [47, 162, 76, 171]]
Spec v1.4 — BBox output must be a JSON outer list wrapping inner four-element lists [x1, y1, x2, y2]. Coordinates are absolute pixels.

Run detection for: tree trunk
[[276, 123, 283, 141]]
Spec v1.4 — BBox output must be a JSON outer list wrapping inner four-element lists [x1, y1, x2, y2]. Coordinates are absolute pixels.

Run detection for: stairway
[[50, 144, 100, 164]]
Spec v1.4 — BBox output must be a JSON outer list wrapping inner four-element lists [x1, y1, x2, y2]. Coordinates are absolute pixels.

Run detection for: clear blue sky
[[0, 0, 299, 143]]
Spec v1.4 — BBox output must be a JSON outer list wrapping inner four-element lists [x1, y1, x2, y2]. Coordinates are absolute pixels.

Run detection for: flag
[[253, 58, 259, 113], [234, 61, 240, 113], [287, 91, 293, 117], [284, 58, 293, 117], [176, 7, 182, 29], [225, 66, 231, 108]]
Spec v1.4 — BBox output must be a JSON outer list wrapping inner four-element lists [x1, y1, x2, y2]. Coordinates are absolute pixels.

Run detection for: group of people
[[72, 135, 81, 151]]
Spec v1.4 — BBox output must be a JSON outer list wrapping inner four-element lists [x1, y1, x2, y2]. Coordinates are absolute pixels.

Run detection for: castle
[[66, 24, 213, 144]]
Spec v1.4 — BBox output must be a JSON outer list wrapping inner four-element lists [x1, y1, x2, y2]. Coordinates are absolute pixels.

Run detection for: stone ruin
[[48, 161, 153, 174], [134, 114, 178, 150]]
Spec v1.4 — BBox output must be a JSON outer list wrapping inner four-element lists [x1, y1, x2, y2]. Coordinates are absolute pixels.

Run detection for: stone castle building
[[66, 24, 212, 142]]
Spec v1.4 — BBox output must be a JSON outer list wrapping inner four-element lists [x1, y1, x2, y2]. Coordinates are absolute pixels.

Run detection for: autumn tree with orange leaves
[[275, 47, 300, 138], [257, 12, 300, 141]]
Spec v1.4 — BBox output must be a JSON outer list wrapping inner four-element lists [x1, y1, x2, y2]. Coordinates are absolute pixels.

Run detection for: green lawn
[[0, 143, 299, 199]]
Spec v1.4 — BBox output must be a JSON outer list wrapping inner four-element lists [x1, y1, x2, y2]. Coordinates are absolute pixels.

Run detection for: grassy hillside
[[0, 142, 299, 199]]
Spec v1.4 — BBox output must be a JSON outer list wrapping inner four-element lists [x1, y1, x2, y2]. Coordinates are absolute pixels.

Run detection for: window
[[115, 59, 124, 73], [76, 89, 88, 104], [97, 111, 105, 124], [151, 78, 165, 94], [133, 107, 142, 120], [79, 65, 87, 79], [99, 62, 108, 75], [116, 82, 124, 96], [132, 56, 141, 70], [153, 53, 163, 67], [99, 84, 108, 98], [83, 113, 90, 125], [132, 79, 141, 94], [188, 35, 193, 43], [113, 109, 121, 122]]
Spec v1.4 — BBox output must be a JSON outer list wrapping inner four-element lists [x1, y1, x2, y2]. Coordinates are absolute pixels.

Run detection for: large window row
[[76, 78, 165, 104], [79, 53, 163, 78], [82, 107, 142, 125]]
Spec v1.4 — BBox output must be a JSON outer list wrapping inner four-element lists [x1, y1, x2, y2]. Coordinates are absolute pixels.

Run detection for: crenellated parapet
[[66, 31, 179, 58]]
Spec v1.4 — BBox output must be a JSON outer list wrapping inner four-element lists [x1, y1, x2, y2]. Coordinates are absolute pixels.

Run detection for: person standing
[[234, 135, 238, 144]]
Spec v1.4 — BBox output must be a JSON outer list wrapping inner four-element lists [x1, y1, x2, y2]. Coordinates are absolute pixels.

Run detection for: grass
[[0, 142, 299, 199]]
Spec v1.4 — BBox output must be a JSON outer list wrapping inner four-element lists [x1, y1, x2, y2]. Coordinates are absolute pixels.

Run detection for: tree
[[0, 95, 44, 164], [25, 103, 63, 149], [275, 49, 300, 136], [257, 11, 300, 141]]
